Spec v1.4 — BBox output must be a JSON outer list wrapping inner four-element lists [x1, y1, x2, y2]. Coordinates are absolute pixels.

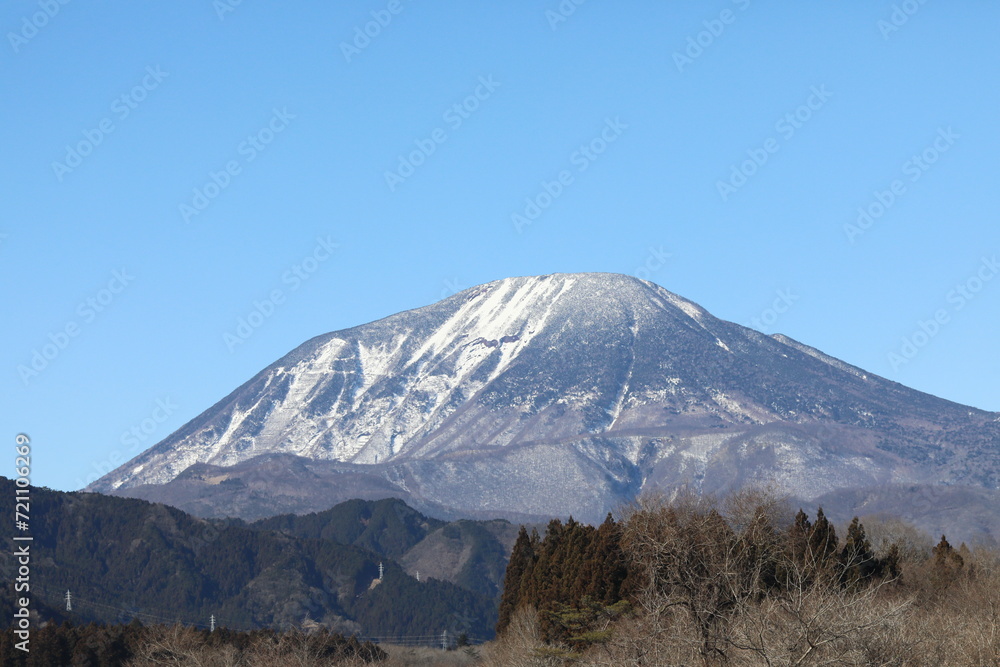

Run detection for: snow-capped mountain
[[89, 273, 1000, 536]]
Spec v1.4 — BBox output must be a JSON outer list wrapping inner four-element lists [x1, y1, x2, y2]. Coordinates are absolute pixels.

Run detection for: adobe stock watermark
[[340, 0, 411, 63], [74, 397, 179, 489], [17, 269, 135, 385], [8, 0, 71, 54], [179, 107, 295, 223], [747, 289, 799, 332], [633, 246, 672, 282], [384, 75, 501, 192], [545, 0, 587, 31], [843, 127, 958, 244], [51, 66, 169, 182], [887, 255, 998, 371], [439, 277, 467, 300], [878, 0, 930, 40], [716, 85, 832, 202], [213, 0, 245, 21], [511, 117, 628, 233], [223, 236, 339, 351], [673, 0, 751, 73]]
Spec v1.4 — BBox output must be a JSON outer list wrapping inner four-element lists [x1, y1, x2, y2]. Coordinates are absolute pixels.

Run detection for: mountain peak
[[439, 272, 714, 335], [90, 275, 998, 533]]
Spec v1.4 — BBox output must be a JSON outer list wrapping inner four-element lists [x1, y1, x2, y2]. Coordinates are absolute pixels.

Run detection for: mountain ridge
[[89, 272, 999, 538], [0, 477, 500, 636]]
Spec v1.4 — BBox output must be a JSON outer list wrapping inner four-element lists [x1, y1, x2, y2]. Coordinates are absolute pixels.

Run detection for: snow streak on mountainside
[[89, 273, 1000, 532]]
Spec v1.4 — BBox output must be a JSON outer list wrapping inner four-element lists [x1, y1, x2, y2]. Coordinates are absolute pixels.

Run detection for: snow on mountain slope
[[88, 273, 1000, 530]]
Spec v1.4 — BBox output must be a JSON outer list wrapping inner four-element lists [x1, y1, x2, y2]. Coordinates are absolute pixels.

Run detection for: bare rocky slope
[[89, 273, 1000, 541]]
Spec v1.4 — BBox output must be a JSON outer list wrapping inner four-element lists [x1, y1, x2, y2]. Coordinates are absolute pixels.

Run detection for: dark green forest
[[251, 499, 515, 600], [0, 479, 495, 639], [251, 497, 446, 559]]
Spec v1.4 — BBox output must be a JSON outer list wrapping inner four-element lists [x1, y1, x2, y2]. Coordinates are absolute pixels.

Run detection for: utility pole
[[416, 571, 420, 582], [210, 615, 215, 632], [378, 561, 384, 580], [441, 629, 448, 650], [65, 590, 72, 612]]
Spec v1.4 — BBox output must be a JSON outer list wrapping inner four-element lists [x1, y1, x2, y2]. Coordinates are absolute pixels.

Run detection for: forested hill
[[249, 497, 521, 601], [0, 478, 496, 639]]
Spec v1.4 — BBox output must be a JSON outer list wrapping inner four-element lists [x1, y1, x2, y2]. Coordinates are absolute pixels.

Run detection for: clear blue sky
[[3, 1, 998, 492]]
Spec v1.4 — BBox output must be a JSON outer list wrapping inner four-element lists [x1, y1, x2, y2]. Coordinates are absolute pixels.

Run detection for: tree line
[[0, 621, 385, 666], [489, 488, 996, 665]]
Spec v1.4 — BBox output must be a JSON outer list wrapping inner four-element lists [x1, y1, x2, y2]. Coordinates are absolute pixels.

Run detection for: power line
[[31, 584, 247, 631], [31, 584, 489, 647]]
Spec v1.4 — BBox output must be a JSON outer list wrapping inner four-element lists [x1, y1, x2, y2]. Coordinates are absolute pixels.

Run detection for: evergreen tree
[[496, 526, 536, 634], [584, 513, 631, 604], [930, 534, 964, 590], [840, 517, 878, 587], [788, 509, 812, 566], [883, 542, 902, 580], [807, 507, 839, 574]]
